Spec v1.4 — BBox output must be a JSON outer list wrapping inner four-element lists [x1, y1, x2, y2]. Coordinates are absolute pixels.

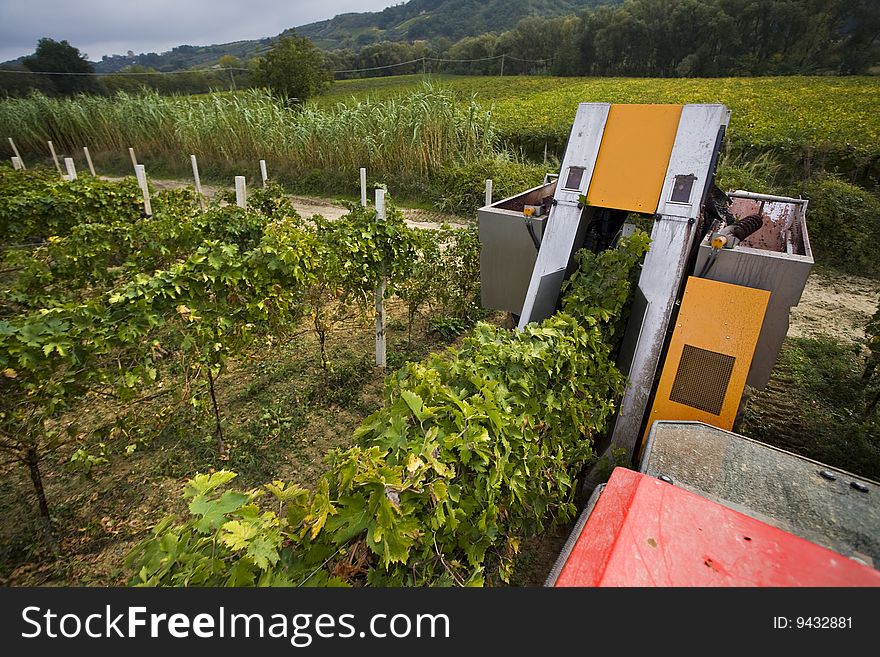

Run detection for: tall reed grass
[[0, 84, 498, 194]]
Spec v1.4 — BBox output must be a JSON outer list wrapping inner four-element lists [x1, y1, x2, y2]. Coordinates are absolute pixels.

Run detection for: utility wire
[[0, 67, 252, 76], [1, 53, 553, 78], [333, 58, 425, 74]]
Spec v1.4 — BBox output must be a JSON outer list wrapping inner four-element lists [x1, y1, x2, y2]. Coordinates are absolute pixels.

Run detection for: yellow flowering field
[[322, 75, 879, 173]]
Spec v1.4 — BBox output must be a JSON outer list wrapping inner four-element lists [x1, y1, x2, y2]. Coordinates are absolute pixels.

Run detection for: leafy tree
[[838, 0, 880, 74], [446, 34, 499, 75], [22, 38, 103, 96], [0, 64, 54, 98], [253, 34, 332, 103], [218, 54, 242, 90]]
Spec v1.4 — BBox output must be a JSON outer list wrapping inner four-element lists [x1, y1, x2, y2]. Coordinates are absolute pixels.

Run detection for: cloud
[[0, 0, 397, 62]]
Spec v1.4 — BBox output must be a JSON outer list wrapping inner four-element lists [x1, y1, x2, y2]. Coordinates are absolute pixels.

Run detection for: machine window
[[670, 174, 696, 203], [563, 166, 586, 190]]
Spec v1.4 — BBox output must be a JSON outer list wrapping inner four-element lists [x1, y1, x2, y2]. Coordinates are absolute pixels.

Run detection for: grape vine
[[127, 231, 651, 586]]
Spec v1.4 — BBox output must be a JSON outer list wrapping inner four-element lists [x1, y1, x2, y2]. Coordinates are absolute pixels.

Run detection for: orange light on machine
[[711, 234, 729, 250]]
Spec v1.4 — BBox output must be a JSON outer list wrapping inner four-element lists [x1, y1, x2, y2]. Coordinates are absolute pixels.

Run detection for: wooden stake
[[375, 188, 387, 369], [235, 176, 247, 209], [190, 155, 206, 210], [128, 147, 138, 173], [360, 167, 367, 207], [48, 141, 62, 176], [8, 138, 24, 169], [259, 159, 268, 188], [485, 178, 493, 207], [64, 157, 77, 181], [83, 147, 96, 176], [135, 164, 152, 216]]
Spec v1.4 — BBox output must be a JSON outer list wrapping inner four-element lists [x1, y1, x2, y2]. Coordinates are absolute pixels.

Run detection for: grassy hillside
[[296, 0, 613, 49], [89, 0, 614, 73]]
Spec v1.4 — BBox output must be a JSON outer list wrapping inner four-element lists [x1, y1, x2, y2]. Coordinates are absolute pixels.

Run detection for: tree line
[[329, 0, 879, 78], [1, 0, 877, 100], [0, 39, 255, 98]]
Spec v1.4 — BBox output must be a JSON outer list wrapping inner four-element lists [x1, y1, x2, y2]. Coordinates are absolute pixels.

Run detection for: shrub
[[801, 176, 880, 277], [715, 151, 782, 194], [433, 156, 546, 216]]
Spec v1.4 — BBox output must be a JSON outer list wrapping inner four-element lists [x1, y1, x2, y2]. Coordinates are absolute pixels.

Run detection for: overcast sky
[[0, 0, 399, 63]]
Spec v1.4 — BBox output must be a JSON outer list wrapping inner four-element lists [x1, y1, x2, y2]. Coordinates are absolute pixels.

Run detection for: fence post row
[[235, 176, 247, 209], [374, 188, 387, 369], [8, 138, 24, 169], [190, 155, 206, 210], [134, 164, 152, 216], [360, 167, 367, 207], [64, 157, 77, 181], [83, 147, 96, 176], [48, 141, 62, 176]]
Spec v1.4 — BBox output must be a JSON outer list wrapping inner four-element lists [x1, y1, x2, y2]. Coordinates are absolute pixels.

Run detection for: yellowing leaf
[[220, 520, 258, 551], [405, 453, 424, 475]]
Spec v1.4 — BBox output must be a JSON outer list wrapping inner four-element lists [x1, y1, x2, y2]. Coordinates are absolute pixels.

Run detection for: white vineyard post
[[64, 157, 77, 181], [8, 138, 24, 169], [360, 167, 367, 207], [83, 147, 96, 176], [128, 147, 138, 173], [48, 141, 62, 176], [134, 164, 152, 216], [190, 155, 206, 210], [259, 160, 268, 188], [235, 176, 247, 209], [374, 188, 387, 369], [485, 178, 493, 207], [11, 157, 22, 170]]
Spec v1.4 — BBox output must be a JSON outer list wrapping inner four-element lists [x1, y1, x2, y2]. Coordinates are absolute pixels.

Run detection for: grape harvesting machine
[[477, 103, 879, 586]]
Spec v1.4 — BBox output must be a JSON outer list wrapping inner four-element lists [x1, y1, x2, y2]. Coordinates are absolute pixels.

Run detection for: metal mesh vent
[[669, 344, 736, 415]]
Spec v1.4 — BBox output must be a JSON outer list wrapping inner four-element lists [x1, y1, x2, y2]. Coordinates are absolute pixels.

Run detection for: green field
[[319, 75, 880, 178]]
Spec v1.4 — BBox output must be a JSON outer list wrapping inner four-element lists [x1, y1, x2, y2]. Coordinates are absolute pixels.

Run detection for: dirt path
[[111, 176, 470, 230], [789, 269, 879, 343]]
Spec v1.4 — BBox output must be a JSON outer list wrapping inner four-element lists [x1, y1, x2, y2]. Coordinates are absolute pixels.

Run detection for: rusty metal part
[[730, 213, 764, 242]]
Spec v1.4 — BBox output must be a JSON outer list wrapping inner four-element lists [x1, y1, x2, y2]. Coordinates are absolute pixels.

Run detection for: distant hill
[[82, 0, 616, 73], [294, 0, 614, 50], [92, 40, 273, 74]]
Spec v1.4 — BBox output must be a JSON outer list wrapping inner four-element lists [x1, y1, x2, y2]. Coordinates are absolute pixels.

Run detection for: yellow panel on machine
[[641, 276, 770, 455], [586, 104, 683, 214]]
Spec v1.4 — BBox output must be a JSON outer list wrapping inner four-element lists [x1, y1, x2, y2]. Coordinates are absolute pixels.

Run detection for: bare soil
[[108, 176, 471, 230], [288, 195, 468, 230], [789, 268, 879, 344]]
